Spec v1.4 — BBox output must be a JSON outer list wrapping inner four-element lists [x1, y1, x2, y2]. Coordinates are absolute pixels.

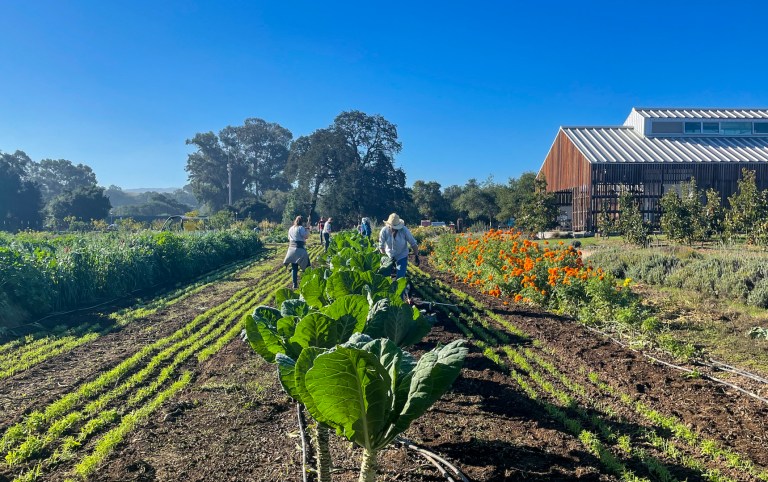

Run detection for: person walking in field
[[322, 216, 333, 252], [378, 213, 419, 279], [316, 217, 326, 245], [359, 217, 372, 238], [284, 215, 310, 289]]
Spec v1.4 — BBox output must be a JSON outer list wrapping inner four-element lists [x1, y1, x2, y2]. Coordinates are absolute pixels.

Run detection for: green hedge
[[588, 247, 768, 308], [0, 230, 263, 328]]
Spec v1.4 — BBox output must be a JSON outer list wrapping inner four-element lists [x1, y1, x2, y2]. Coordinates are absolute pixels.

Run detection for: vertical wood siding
[[539, 130, 593, 230]]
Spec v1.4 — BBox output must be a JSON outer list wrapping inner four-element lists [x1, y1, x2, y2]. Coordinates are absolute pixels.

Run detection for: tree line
[[2, 109, 554, 232]]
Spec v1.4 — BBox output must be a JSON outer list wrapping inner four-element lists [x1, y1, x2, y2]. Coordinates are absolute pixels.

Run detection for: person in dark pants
[[317, 217, 326, 245], [283, 216, 310, 289], [322, 217, 333, 252]]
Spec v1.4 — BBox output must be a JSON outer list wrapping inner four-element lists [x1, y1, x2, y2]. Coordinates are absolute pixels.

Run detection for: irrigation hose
[[584, 326, 768, 406], [704, 359, 768, 385], [394, 437, 471, 482]]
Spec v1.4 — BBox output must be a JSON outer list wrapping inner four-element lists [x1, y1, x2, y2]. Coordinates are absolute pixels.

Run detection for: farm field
[[1, 239, 767, 482]]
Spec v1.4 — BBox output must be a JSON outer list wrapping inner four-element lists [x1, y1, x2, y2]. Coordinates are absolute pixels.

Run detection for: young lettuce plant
[[286, 335, 468, 482]]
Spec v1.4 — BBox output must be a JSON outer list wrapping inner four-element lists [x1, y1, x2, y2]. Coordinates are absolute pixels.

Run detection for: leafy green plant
[[292, 335, 467, 482]]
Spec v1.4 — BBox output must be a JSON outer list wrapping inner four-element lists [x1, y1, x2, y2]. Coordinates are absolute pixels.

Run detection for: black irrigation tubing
[[394, 437, 471, 482], [6, 249, 277, 334], [584, 326, 768, 406]]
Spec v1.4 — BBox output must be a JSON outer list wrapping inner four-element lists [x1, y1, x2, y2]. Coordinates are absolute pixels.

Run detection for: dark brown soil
[[2, 255, 767, 482]]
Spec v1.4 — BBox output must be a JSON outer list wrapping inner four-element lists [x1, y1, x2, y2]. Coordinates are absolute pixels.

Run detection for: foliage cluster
[[432, 230, 657, 333], [245, 231, 466, 482], [0, 230, 263, 328], [589, 246, 768, 309], [617, 192, 650, 247]]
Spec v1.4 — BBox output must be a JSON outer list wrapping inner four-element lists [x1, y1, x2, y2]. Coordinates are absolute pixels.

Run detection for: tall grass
[[0, 230, 263, 329]]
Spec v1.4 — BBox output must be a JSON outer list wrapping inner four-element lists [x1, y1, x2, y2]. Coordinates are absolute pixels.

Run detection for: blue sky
[[2, 1, 768, 190]]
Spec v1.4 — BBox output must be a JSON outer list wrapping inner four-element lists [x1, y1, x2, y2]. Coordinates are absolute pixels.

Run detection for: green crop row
[[0, 229, 264, 329], [408, 268, 765, 482], [0, 248, 280, 380], [2, 251, 300, 480], [3, 265, 289, 465]]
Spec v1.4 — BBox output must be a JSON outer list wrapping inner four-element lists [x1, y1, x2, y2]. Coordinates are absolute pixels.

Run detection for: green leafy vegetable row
[[245, 231, 467, 482]]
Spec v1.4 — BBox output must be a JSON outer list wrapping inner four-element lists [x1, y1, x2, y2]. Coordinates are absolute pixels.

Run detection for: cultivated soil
[[1, 254, 766, 482]]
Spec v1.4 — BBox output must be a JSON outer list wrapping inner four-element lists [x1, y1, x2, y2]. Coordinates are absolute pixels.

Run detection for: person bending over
[[378, 213, 419, 279]]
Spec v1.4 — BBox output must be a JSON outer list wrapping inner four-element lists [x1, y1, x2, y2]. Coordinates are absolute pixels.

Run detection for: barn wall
[[539, 130, 593, 230]]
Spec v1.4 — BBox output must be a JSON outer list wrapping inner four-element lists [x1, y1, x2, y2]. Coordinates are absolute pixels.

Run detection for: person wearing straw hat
[[379, 213, 419, 279], [284, 215, 311, 289]]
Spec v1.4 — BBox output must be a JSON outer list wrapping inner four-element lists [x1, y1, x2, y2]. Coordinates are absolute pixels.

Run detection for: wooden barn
[[538, 108, 768, 231]]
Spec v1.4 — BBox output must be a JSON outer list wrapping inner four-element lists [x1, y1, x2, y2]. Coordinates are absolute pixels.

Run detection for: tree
[[186, 118, 292, 211], [112, 193, 191, 217], [514, 177, 558, 235], [48, 185, 111, 226], [659, 179, 704, 245], [453, 178, 499, 228], [0, 150, 43, 231], [285, 111, 410, 226], [411, 181, 450, 220], [327, 111, 408, 225], [617, 191, 650, 247], [495, 172, 537, 226], [232, 196, 274, 222], [285, 128, 350, 221], [703, 188, 725, 240], [725, 168, 766, 244], [28, 158, 97, 202], [596, 201, 613, 238]]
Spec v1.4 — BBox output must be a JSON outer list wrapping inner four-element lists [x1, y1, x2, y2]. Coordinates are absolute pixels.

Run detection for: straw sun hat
[[385, 213, 405, 230]]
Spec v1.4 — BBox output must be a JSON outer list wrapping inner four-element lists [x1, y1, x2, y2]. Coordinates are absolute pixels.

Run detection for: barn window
[[721, 122, 752, 135], [684, 122, 701, 134], [651, 122, 683, 134]]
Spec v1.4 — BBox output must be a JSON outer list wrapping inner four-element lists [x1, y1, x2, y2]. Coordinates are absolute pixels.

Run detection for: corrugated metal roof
[[633, 108, 768, 119], [562, 127, 768, 164]]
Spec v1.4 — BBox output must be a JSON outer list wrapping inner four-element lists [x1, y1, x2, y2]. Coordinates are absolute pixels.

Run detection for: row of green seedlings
[[423, 266, 768, 482], [407, 269, 661, 481], [408, 267, 766, 482], [0, 248, 279, 381], [1, 250, 301, 482], [7, 256, 296, 482], [245, 231, 468, 482], [578, 365, 768, 482]]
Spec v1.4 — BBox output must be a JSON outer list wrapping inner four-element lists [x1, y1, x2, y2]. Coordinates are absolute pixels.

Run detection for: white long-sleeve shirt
[[379, 226, 418, 261]]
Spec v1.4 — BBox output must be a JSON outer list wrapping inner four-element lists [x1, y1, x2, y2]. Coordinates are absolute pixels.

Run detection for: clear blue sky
[[2, 1, 768, 190]]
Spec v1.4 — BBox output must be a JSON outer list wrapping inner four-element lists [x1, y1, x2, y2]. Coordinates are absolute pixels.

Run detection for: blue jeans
[[395, 256, 408, 279], [323, 232, 330, 251]]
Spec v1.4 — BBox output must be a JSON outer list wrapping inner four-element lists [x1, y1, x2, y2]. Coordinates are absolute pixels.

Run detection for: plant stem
[[358, 448, 379, 482], [311, 424, 332, 482], [296, 404, 312, 482]]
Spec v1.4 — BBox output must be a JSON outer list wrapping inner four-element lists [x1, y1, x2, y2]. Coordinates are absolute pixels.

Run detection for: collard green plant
[[292, 335, 467, 482]]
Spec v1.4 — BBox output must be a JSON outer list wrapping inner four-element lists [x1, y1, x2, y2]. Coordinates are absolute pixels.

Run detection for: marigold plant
[[433, 230, 655, 331]]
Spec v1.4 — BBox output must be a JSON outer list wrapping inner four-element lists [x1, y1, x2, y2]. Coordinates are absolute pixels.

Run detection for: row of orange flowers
[[434, 229, 615, 308]]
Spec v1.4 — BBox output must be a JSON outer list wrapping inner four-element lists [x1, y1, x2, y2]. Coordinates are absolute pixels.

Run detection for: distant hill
[[123, 187, 180, 194]]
